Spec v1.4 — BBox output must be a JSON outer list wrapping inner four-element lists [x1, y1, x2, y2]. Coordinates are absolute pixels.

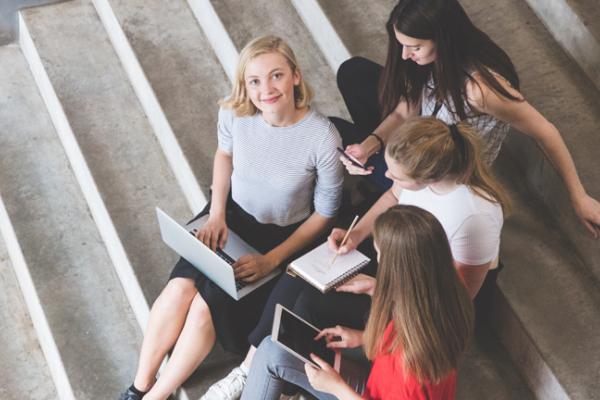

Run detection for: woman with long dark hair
[[241, 205, 474, 400], [336, 0, 600, 238]]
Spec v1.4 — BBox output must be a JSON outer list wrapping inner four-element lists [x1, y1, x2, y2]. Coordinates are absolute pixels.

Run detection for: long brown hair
[[379, 0, 521, 119], [364, 205, 474, 383], [386, 117, 511, 214]]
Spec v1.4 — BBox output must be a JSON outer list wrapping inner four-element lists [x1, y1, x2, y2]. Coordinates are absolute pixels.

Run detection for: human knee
[[160, 278, 197, 305], [337, 56, 369, 91]]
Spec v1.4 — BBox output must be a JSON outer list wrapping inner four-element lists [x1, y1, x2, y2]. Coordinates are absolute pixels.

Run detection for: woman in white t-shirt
[[328, 116, 510, 300]]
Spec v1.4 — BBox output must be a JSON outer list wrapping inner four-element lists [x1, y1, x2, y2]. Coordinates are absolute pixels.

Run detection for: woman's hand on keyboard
[[233, 253, 277, 282], [196, 216, 228, 251]]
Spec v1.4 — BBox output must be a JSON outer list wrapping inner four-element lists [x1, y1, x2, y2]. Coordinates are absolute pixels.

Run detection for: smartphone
[[337, 147, 367, 170], [271, 304, 341, 370]]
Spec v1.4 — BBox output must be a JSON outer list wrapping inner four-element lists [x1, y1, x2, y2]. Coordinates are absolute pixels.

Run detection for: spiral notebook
[[288, 242, 370, 293]]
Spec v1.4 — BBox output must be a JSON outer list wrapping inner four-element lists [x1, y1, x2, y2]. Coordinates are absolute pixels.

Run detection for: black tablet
[[271, 304, 339, 369]]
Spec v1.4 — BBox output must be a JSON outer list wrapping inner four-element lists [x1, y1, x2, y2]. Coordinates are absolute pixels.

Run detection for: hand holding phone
[[337, 147, 368, 170]]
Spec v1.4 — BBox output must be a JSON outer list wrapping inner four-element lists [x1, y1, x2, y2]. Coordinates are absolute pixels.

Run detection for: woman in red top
[[240, 205, 474, 400]]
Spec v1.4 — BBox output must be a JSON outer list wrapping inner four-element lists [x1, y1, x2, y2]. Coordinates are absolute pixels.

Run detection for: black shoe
[[118, 387, 144, 400]]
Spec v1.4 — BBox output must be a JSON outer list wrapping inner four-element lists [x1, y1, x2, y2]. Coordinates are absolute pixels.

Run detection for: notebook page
[[292, 242, 369, 288]]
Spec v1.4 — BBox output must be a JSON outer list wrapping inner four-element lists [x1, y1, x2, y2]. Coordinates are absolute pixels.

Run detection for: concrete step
[[208, 0, 349, 120], [492, 151, 600, 400], [523, 0, 600, 93], [103, 0, 228, 213], [317, 0, 392, 66], [0, 43, 141, 399], [460, 0, 600, 286], [458, 325, 534, 399], [20, 0, 192, 305], [0, 214, 57, 400]]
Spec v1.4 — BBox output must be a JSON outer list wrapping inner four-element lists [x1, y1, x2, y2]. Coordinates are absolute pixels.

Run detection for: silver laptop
[[156, 207, 281, 300]]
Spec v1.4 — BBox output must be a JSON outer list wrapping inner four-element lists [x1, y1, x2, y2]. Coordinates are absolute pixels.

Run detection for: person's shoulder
[[309, 109, 339, 137], [218, 105, 235, 122], [303, 108, 330, 128], [301, 109, 341, 140], [465, 69, 522, 110], [465, 186, 503, 219], [219, 106, 263, 128]]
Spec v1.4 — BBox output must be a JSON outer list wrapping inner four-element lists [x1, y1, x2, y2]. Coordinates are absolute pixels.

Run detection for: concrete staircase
[[0, 0, 597, 399], [0, 41, 142, 398]]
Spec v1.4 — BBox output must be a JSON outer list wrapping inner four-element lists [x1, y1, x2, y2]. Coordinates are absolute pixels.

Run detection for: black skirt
[[169, 197, 304, 354]]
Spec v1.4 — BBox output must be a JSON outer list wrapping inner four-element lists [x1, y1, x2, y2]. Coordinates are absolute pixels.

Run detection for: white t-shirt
[[399, 185, 503, 266]]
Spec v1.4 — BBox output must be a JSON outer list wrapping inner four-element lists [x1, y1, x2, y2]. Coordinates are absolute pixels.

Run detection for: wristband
[[369, 133, 385, 154]]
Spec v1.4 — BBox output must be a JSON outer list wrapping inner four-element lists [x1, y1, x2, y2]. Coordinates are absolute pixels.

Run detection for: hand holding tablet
[[271, 304, 340, 369]]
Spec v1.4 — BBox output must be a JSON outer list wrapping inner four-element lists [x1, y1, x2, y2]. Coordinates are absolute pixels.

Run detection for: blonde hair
[[364, 205, 474, 384], [219, 35, 313, 117], [386, 117, 511, 214]]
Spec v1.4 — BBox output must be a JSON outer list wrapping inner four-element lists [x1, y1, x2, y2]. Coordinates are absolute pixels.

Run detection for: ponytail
[[386, 117, 511, 214]]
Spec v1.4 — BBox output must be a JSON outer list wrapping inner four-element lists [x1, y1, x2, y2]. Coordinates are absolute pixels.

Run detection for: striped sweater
[[217, 107, 344, 226]]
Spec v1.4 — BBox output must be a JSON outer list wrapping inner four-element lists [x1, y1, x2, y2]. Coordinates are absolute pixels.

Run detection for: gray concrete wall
[[0, 0, 67, 44]]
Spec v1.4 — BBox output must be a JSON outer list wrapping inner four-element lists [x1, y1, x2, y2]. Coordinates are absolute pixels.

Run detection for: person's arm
[[367, 100, 417, 152], [450, 212, 502, 298], [454, 260, 493, 299], [315, 325, 365, 349], [234, 212, 334, 282], [208, 149, 232, 219], [335, 273, 376, 296], [329, 186, 400, 253], [305, 355, 363, 400], [196, 148, 232, 250], [343, 100, 418, 174], [467, 78, 600, 238]]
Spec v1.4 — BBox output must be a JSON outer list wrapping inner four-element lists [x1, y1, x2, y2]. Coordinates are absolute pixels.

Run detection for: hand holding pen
[[329, 215, 359, 265]]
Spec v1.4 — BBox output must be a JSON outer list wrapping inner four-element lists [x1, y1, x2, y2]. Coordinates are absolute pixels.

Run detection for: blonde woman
[[119, 35, 343, 400], [241, 205, 474, 400]]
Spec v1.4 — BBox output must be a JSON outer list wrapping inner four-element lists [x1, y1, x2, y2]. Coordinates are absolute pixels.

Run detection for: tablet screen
[[277, 307, 336, 366]]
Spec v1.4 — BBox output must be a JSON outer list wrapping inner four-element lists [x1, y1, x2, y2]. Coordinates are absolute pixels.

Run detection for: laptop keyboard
[[189, 230, 248, 291], [215, 248, 235, 265], [215, 249, 249, 291]]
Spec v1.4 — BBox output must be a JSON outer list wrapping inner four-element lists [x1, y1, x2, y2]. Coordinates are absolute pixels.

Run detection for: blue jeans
[[241, 337, 338, 400]]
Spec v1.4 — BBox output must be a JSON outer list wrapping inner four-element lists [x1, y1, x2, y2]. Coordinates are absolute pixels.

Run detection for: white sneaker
[[200, 366, 247, 400]]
